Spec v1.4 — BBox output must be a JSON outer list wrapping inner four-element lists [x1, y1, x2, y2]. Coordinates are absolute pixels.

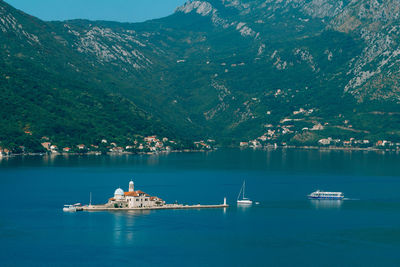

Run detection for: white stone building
[[107, 181, 165, 208]]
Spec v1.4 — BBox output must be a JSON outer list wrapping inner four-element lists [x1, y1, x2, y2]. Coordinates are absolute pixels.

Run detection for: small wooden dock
[[82, 203, 228, 212]]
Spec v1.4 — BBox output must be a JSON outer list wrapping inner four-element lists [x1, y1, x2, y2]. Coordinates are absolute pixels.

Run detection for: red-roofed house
[[77, 144, 85, 150]]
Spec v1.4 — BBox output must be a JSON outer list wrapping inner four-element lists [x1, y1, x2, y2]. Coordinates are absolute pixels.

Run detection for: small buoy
[[255, 202, 260, 205]]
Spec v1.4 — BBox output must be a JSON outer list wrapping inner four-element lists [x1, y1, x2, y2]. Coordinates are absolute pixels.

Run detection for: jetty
[[83, 203, 228, 212], [66, 180, 228, 212]]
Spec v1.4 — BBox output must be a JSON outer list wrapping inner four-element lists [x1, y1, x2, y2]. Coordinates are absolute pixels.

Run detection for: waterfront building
[[107, 181, 165, 208]]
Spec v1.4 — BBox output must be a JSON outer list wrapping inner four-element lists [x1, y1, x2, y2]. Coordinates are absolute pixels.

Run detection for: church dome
[[114, 188, 124, 197]]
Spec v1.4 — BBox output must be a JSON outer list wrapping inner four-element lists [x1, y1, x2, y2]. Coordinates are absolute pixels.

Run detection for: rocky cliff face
[[329, 0, 400, 102], [59, 23, 162, 71], [174, 0, 400, 103], [0, 3, 40, 45]]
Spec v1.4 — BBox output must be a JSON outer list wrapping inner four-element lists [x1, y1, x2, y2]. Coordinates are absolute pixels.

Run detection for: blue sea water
[[1, 149, 400, 266]]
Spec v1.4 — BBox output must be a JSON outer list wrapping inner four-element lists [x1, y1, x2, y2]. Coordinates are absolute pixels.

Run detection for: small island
[[77, 181, 228, 211]]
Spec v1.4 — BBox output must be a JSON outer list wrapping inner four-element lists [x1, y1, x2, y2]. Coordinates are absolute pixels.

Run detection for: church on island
[[65, 180, 228, 211], [107, 181, 165, 208]]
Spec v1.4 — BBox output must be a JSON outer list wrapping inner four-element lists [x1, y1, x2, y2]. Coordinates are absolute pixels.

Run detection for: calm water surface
[[1, 149, 400, 266]]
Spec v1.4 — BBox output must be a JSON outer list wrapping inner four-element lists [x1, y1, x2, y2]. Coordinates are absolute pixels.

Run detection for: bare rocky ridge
[[0, 4, 40, 45], [174, 0, 400, 102]]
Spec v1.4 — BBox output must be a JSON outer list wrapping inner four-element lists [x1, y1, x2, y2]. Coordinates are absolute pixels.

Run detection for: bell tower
[[129, 180, 134, 192]]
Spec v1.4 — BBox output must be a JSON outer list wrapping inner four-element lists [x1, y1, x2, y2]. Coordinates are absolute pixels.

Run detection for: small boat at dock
[[237, 180, 252, 205], [63, 205, 77, 212], [63, 203, 83, 212]]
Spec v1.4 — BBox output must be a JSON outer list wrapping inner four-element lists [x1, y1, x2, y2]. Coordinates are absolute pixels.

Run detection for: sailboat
[[237, 180, 252, 205]]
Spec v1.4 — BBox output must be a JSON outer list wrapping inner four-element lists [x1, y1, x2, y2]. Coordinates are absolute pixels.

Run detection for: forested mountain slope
[[1, 0, 400, 151]]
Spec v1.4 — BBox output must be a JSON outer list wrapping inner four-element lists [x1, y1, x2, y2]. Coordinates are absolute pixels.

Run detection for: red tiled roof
[[124, 191, 139, 197], [123, 190, 155, 198]]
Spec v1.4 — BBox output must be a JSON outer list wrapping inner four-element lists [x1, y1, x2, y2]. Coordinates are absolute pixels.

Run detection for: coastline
[[0, 149, 216, 158], [292, 146, 389, 152], [2, 145, 400, 159]]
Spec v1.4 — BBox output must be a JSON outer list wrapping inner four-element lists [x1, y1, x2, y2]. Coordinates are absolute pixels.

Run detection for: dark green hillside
[[0, 50, 173, 152]]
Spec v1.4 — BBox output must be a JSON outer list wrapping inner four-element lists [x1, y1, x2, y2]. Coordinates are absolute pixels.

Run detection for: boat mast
[[237, 182, 243, 200], [89, 192, 92, 206], [243, 180, 245, 199]]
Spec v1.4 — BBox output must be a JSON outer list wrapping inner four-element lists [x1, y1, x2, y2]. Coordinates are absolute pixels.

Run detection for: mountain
[[0, 1, 176, 152], [168, 0, 400, 142], [1, 0, 400, 152]]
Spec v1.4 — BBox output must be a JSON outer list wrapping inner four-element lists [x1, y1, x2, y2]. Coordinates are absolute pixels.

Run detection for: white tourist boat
[[63, 205, 77, 212], [63, 203, 82, 212], [308, 190, 344, 200], [237, 180, 252, 205]]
